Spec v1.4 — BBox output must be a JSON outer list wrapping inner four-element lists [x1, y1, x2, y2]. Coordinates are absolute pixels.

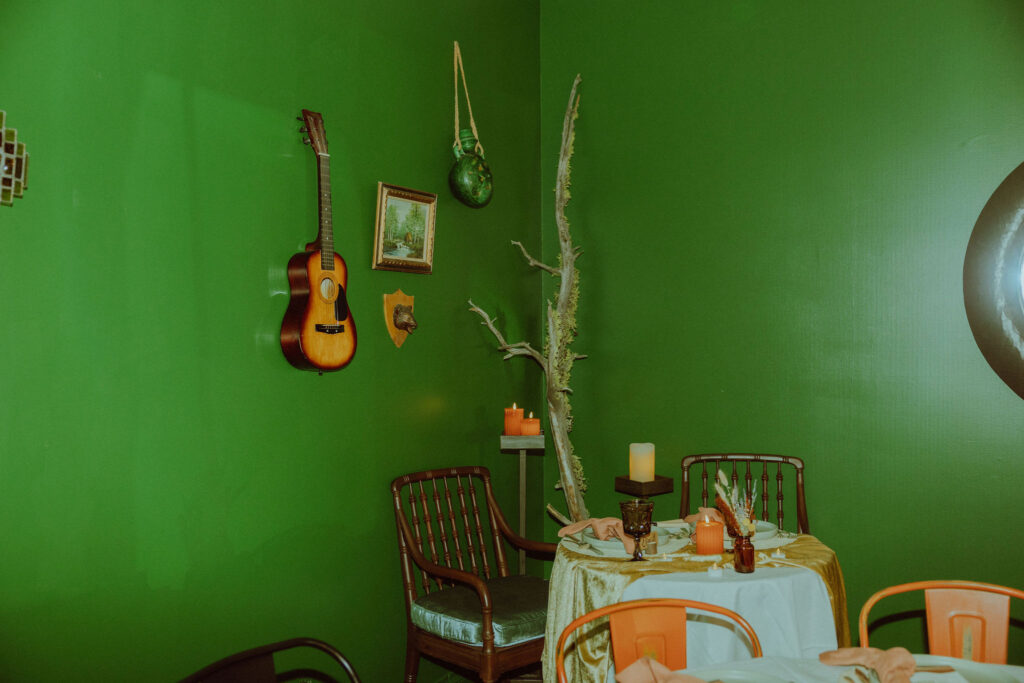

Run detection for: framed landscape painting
[[372, 183, 437, 274]]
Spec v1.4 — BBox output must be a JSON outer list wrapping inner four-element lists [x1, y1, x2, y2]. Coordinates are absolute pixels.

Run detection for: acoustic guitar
[[280, 109, 357, 372]]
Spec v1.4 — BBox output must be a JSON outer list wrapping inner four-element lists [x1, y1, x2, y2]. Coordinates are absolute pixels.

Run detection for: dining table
[[677, 654, 1024, 682], [541, 522, 851, 683]]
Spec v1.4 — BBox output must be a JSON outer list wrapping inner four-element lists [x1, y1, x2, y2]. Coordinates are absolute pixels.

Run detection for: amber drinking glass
[[619, 499, 654, 561]]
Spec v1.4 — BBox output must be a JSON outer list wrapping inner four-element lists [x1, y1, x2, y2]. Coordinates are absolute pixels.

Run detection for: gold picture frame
[[372, 183, 437, 274]]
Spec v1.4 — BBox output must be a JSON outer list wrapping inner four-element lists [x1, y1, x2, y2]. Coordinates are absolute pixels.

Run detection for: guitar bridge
[[315, 324, 345, 334]]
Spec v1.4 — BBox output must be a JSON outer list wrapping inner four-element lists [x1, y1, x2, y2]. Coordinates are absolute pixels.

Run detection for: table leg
[[519, 448, 527, 574]]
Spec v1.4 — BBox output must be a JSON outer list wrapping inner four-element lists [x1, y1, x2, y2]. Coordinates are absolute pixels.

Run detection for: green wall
[[0, 1, 541, 680], [5, 1, 1024, 679], [540, 0, 1024, 661]]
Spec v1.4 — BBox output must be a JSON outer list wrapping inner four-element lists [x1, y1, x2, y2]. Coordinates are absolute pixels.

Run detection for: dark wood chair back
[[392, 466, 516, 601], [179, 637, 361, 683], [680, 453, 809, 534], [391, 466, 557, 682]]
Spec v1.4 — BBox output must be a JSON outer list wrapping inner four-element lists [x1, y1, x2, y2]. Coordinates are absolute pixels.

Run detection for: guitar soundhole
[[319, 276, 337, 302]]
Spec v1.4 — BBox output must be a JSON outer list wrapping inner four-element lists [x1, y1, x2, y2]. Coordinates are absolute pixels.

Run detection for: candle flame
[[704, 515, 709, 523], [528, 411, 534, 418], [513, 402, 517, 409]]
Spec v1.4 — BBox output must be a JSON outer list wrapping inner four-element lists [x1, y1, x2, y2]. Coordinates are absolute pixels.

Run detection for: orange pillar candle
[[520, 412, 541, 435], [503, 403, 523, 435], [628, 443, 655, 482], [694, 517, 725, 555]]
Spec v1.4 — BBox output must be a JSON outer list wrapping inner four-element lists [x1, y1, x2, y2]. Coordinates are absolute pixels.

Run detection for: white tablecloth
[[622, 567, 838, 663], [606, 567, 836, 679], [681, 654, 1024, 682]]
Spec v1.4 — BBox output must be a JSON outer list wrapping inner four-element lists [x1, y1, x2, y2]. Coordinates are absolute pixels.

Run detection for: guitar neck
[[316, 152, 335, 270]]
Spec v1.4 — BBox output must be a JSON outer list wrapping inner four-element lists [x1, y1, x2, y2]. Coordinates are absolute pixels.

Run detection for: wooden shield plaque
[[383, 289, 415, 348]]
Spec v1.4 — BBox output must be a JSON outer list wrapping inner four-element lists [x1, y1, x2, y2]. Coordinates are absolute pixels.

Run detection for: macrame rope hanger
[[453, 41, 485, 157]]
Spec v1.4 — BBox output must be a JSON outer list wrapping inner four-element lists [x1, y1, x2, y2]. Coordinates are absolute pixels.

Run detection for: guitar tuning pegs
[[296, 116, 303, 121], [303, 138, 311, 145], [299, 127, 307, 133]]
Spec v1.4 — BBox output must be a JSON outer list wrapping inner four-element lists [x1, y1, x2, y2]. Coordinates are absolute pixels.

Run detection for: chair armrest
[[502, 529, 557, 557], [481, 489, 558, 558]]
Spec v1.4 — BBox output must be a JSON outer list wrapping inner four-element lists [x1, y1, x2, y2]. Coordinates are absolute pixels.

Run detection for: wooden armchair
[[680, 453, 810, 534], [391, 466, 557, 682]]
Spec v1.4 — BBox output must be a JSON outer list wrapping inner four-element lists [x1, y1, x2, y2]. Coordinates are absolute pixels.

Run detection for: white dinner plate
[[571, 527, 689, 557], [685, 668, 788, 683], [656, 519, 691, 529], [746, 520, 778, 540], [913, 655, 1018, 683], [655, 523, 692, 541], [654, 519, 779, 540], [580, 526, 639, 550], [722, 521, 779, 549]]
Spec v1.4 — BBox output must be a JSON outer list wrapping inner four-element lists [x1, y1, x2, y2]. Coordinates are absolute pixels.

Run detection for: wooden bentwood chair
[[391, 466, 557, 682], [859, 580, 1024, 664], [554, 598, 763, 683], [680, 453, 810, 534], [179, 637, 361, 683]]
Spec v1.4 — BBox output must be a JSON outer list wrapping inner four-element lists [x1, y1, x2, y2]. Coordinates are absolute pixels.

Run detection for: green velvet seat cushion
[[410, 574, 549, 647]]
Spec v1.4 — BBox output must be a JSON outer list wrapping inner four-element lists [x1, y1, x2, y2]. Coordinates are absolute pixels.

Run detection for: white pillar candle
[[628, 442, 655, 482]]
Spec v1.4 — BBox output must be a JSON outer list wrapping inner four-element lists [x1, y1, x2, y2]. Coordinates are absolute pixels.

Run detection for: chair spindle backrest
[[681, 453, 808, 534], [393, 467, 510, 601]]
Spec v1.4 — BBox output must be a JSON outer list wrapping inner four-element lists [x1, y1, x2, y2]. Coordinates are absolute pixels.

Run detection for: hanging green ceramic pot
[[449, 129, 493, 208]]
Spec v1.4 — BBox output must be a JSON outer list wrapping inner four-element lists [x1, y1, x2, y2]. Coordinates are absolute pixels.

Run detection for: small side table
[[500, 434, 545, 574]]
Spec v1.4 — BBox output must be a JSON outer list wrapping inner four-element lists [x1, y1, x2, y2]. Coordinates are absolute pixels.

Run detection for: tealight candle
[[695, 516, 725, 555], [628, 443, 655, 482], [520, 411, 541, 435], [503, 403, 523, 435], [642, 530, 658, 554]]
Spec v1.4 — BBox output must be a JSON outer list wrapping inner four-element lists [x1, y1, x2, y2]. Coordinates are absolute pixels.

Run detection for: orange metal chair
[[554, 598, 763, 683], [859, 580, 1024, 664]]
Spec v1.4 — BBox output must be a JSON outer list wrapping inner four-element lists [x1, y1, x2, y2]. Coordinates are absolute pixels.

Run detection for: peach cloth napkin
[[820, 647, 916, 683], [682, 507, 723, 524], [615, 657, 705, 683], [558, 517, 636, 553]]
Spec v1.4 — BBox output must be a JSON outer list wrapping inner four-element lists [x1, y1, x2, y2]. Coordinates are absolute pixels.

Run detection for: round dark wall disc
[[964, 160, 1024, 400]]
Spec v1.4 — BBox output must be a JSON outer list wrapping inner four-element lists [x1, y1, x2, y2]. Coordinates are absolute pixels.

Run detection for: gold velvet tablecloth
[[541, 534, 850, 683]]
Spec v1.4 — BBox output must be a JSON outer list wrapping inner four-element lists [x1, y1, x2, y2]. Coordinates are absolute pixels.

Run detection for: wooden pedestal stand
[[614, 474, 674, 499], [500, 433, 545, 575]]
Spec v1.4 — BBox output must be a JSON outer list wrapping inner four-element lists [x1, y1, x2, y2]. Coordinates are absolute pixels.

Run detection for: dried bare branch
[[511, 240, 560, 276], [546, 504, 571, 526], [542, 74, 589, 521], [467, 299, 546, 367], [468, 74, 591, 522]]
